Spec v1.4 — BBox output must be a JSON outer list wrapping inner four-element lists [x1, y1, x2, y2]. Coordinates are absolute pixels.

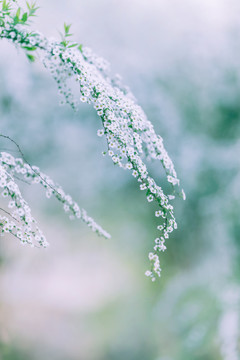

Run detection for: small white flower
[[80, 96, 87, 102], [145, 270, 152, 277], [147, 195, 153, 202], [8, 201, 15, 208], [64, 204, 70, 212], [112, 155, 119, 163], [155, 210, 163, 217], [97, 129, 104, 137], [2, 190, 8, 197], [159, 242, 167, 251], [126, 163, 132, 170], [148, 252, 154, 260]]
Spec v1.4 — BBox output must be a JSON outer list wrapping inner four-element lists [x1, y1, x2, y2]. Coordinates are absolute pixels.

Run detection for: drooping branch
[[0, 150, 111, 243], [0, 0, 185, 279]]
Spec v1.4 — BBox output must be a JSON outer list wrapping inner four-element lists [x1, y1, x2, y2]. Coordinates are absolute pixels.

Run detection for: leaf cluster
[[0, 0, 12, 26], [13, 1, 39, 25], [60, 22, 79, 49]]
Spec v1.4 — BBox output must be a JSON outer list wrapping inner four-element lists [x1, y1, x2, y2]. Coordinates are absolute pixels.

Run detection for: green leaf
[[26, 53, 35, 62], [60, 40, 68, 47], [22, 46, 37, 51], [16, 7, 21, 18], [64, 23, 71, 34], [68, 43, 78, 48], [22, 12, 28, 22], [2, 0, 10, 12], [27, 1, 39, 17], [2, 0, 6, 11], [78, 44, 83, 53], [13, 7, 21, 24]]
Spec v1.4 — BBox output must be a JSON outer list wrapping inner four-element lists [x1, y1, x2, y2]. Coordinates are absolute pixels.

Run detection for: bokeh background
[[0, 0, 240, 359]]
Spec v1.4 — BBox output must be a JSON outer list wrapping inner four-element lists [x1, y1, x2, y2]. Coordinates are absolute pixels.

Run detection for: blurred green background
[[0, 0, 240, 359]]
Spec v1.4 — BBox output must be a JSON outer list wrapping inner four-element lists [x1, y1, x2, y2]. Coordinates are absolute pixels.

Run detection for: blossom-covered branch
[[0, 0, 185, 280], [0, 150, 111, 246]]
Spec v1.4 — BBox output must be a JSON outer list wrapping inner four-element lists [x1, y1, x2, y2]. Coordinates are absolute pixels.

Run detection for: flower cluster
[[0, 158, 48, 247], [0, 0, 185, 279], [0, 151, 110, 246]]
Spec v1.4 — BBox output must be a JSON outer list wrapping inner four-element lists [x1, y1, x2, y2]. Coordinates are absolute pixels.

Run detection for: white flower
[[80, 96, 87, 102], [97, 129, 104, 137], [126, 163, 132, 170], [147, 195, 154, 202], [145, 270, 152, 277], [148, 252, 155, 260], [64, 204, 70, 212], [112, 155, 119, 163], [140, 183, 146, 191], [155, 210, 163, 217], [8, 201, 15, 209], [1, 189, 8, 197]]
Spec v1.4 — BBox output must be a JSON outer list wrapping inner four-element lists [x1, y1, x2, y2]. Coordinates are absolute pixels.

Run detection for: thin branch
[[0, 134, 64, 199], [0, 207, 19, 223], [13, 174, 31, 185], [0, 148, 19, 153]]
